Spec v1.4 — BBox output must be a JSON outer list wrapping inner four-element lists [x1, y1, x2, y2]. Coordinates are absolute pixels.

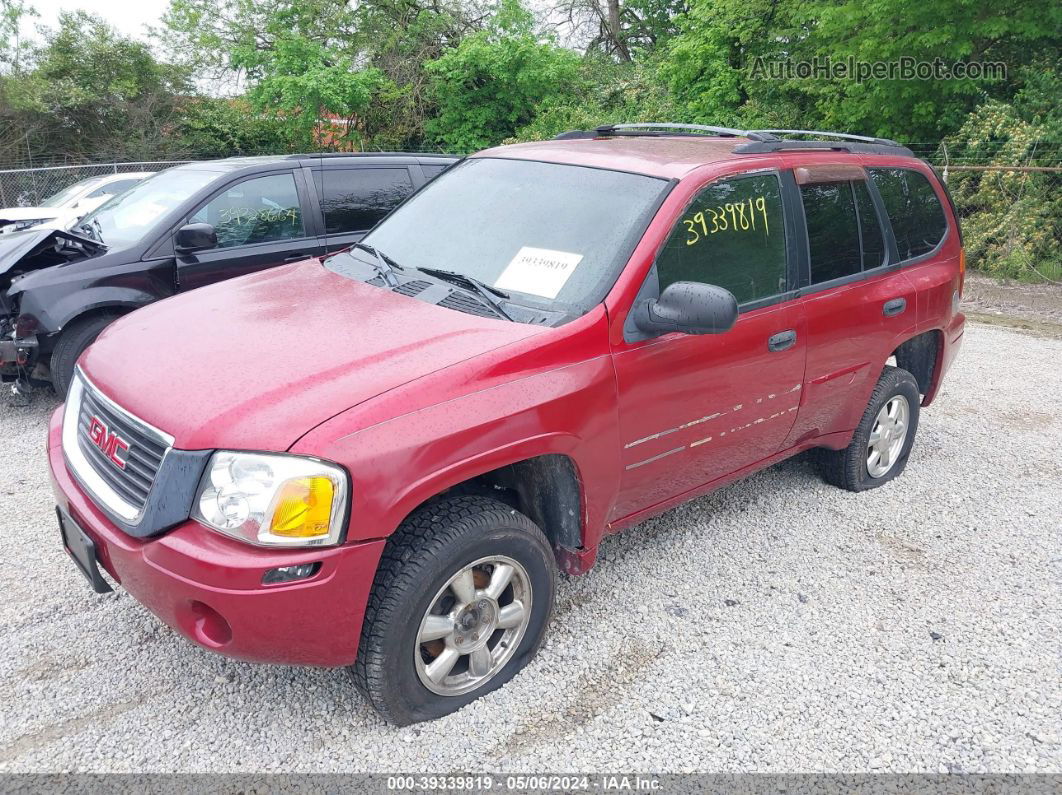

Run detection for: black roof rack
[[553, 122, 913, 156], [734, 129, 912, 156], [555, 123, 780, 142]]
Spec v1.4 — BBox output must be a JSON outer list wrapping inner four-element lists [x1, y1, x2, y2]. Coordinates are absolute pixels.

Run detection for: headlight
[[192, 451, 349, 547]]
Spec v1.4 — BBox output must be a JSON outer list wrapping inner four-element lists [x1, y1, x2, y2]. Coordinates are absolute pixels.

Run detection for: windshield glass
[[333, 158, 669, 313], [76, 168, 218, 249], [40, 177, 101, 208]]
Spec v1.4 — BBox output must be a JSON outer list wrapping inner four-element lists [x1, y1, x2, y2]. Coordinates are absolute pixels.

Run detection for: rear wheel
[[818, 365, 921, 492], [352, 495, 555, 725], [50, 313, 120, 397]]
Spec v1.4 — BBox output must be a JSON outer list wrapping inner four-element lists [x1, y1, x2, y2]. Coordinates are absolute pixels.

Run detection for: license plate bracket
[[57, 508, 113, 594]]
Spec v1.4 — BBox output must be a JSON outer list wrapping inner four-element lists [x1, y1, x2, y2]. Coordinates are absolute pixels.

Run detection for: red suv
[[49, 124, 965, 725]]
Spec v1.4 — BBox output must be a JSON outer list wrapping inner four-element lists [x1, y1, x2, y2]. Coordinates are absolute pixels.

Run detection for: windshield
[[76, 168, 218, 249], [40, 177, 102, 208], [336, 158, 669, 314]]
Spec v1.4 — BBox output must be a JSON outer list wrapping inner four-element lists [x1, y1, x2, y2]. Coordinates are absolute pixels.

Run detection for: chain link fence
[[0, 161, 190, 208]]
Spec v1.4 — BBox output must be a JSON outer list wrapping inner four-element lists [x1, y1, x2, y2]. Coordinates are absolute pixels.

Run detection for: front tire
[[50, 313, 120, 397], [818, 365, 921, 492], [352, 495, 556, 725]]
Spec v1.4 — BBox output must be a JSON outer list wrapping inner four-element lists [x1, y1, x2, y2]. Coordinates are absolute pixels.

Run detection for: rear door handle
[[883, 297, 907, 317], [768, 330, 797, 352]]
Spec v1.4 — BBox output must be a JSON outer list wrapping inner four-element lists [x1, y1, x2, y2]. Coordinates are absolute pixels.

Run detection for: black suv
[[0, 153, 457, 395]]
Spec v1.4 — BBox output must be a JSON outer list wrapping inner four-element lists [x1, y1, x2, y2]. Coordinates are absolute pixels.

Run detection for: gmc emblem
[[87, 416, 129, 470]]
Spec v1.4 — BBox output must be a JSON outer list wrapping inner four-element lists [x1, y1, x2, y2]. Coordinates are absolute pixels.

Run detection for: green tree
[[0, 0, 34, 72], [169, 97, 296, 158], [424, 0, 583, 152], [163, 0, 484, 148], [945, 60, 1062, 281], [2, 12, 190, 161], [663, 0, 1062, 142]]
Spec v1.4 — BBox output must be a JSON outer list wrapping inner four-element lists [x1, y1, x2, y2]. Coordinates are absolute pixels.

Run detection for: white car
[[0, 172, 153, 234]]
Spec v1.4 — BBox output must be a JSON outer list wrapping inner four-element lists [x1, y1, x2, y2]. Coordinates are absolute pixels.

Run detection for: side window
[[869, 168, 948, 260], [88, 178, 140, 199], [423, 164, 449, 179], [656, 173, 787, 305], [312, 168, 414, 234], [190, 173, 305, 248], [854, 180, 885, 269], [800, 178, 886, 284]]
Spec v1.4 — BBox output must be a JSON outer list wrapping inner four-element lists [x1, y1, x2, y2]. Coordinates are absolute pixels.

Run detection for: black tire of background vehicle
[[817, 365, 921, 492], [351, 494, 556, 725], [50, 313, 122, 398]]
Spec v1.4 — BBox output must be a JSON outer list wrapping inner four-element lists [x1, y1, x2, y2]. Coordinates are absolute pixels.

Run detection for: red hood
[[81, 260, 543, 450]]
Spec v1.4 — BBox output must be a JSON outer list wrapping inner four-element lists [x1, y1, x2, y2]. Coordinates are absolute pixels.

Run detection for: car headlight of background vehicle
[[192, 451, 349, 547]]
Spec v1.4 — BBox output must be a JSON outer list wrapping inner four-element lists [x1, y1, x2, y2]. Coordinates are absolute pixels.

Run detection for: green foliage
[[945, 62, 1062, 281], [663, 0, 1062, 142], [801, 0, 1061, 142], [511, 59, 681, 141], [424, 0, 583, 152], [169, 98, 295, 158], [1, 12, 191, 161], [0, 0, 34, 72]]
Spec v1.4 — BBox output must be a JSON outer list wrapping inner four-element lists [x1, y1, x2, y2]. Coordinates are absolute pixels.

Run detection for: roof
[[473, 137, 758, 179]]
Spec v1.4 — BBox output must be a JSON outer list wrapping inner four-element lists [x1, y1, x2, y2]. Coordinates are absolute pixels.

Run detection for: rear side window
[[313, 168, 414, 234], [656, 172, 787, 304], [422, 164, 449, 178], [800, 179, 886, 284], [868, 168, 948, 260]]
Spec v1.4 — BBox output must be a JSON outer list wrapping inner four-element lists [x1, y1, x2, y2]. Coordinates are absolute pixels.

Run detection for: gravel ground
[[0, 321, 1059, 774]]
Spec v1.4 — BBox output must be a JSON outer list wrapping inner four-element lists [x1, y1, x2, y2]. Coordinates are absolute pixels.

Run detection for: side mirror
[[175, 223, 217, 253], [633, 281, 738, 337]]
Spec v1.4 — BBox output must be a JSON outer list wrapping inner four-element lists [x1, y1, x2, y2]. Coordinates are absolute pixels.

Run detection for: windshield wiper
[[415, 266, 514, 321], [75, 218, 104, 244], [351, 242, 402, 287]]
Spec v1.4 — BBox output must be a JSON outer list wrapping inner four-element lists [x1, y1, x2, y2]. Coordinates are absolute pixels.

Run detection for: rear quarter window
[[868, 168, 948, 260], [313, 168, 414, 234]]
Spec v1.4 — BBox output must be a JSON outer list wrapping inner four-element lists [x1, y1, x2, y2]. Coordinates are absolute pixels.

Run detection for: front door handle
[[883, 297, 907, 317], [768, 330, 797, 352]]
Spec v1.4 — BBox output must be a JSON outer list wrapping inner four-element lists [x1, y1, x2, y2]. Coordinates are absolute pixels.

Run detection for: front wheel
[[50, 313, 121, 397], [352, 495, 556, 725]]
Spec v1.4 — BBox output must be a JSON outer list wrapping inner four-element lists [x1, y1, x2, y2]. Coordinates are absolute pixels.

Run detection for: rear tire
[[352, 495, 556, 725], [818, 365, 920, 492], [50, 313, 121, 397]]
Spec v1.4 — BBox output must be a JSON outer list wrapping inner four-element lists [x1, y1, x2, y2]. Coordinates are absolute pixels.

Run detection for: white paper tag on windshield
[[494, 246, 584, 299]]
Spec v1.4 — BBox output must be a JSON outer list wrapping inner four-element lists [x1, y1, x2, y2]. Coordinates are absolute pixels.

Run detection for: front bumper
[[48, 407, 385, 667], [0, 333, 39, 381]]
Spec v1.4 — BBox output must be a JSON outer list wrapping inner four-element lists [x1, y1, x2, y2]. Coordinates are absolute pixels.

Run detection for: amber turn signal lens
[[268, 476, 334, 538]]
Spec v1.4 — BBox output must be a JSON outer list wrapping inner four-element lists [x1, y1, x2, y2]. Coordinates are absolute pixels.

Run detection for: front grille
[[75, 380, 169, 515]]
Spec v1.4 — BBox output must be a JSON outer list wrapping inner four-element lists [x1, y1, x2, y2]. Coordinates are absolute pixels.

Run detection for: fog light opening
[[262, 562, 321, 585], [188, 600, 232, 647]]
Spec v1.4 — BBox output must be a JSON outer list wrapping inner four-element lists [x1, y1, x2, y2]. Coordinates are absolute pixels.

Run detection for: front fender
[[291, 355, 621, 551], [51, 287, 158, 332], [11, 257, 175, 337]]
